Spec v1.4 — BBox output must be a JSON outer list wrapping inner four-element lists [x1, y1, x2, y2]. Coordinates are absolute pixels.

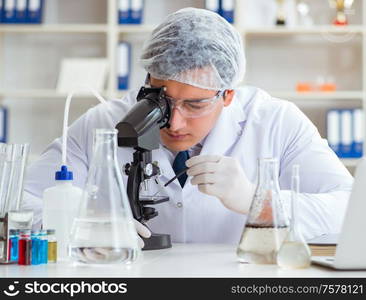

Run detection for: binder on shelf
[[327, 108, 364, 159], [327, 109, 341, 157], [2, 0, 17, 24], [118, 0, 130, 24], [0, 0, 3, 23], [130, 0, 143, 24], [205, 0, 220, 14], [0, 106, 8, 143], [117, 42, 131, 90], [352, 109, 363, 158], [15, 0, 27, 23], [221, 0, 235, 23], [340, 109, 352, 158], [26, 0, 43, 24]]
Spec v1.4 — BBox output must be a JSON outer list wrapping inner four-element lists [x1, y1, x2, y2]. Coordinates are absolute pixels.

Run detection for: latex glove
[[134, 219, 152, 248], [186, 155, 255, 215]]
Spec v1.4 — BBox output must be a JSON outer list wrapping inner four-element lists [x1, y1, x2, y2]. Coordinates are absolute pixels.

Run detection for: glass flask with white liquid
[[68, 129, 140, 264], [237, 158, 290, 264], [277, 165, 311, 269]]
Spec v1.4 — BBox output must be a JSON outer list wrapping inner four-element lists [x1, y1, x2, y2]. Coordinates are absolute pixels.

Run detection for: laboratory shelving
[[0, 24, 108, 33], [0, 89, 110, 99], [271, 91, 364, 101], [0, 0, 364, 169], [242, 25, 365, 35]]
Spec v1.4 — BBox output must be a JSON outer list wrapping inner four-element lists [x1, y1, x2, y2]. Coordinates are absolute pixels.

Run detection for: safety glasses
[[144, 73, 225, 118]]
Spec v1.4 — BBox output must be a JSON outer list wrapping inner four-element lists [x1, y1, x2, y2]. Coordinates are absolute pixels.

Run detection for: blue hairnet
[[140, 7, 246, 91]]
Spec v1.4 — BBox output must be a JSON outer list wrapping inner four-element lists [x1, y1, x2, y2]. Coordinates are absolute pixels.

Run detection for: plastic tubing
[[62, 86, 110, 165]]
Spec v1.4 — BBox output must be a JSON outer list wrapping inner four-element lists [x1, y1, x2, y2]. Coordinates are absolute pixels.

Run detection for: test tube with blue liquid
[[9, 229, 19, 262], [31, 230, 40, 265], [40, 230, 48, 264]]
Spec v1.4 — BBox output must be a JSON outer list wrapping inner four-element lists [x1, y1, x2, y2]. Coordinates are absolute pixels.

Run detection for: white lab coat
[[22, 86, 353, 244]]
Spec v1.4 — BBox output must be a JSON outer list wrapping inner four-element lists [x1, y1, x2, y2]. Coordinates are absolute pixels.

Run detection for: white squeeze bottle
[[43, 165, 82, 261]]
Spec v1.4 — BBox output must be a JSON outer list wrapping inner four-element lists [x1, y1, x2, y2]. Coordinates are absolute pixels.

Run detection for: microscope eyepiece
[[115, 86, 171, 151]]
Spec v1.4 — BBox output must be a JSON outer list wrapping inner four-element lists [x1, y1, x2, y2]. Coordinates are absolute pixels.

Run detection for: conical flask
[[277, 165, 311, 269], [68, 129, 140, 264], [237, 158, 290, 264]]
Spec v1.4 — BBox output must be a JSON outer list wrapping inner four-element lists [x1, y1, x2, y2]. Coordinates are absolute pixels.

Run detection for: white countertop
[[1, 243, 366, 278]]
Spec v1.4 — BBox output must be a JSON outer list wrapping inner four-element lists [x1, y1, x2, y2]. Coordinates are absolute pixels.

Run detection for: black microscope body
[[115, 86, 172, 250]]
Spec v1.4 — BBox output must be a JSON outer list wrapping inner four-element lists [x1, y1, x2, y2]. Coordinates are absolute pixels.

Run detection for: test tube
[[39, 230, 48, 264], [18, 229, 31, 265], [47, 229, 57, 263], [9, 229, 19, 262], [31, 230, 40, 265]]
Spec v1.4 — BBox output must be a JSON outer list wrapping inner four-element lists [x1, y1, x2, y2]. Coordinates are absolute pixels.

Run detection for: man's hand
[[186, 155, 255, 214]]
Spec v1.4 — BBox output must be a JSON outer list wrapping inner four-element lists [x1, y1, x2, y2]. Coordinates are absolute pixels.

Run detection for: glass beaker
[[277, 165, 311, 269], [237, 158, 290, 264], [0, 143, 30, 217], [68, 129, 140, 265]]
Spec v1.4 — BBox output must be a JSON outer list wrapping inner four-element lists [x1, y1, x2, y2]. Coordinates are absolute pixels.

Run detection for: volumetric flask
[[237, 158, 290, 264], [68, 129, 140, 265]]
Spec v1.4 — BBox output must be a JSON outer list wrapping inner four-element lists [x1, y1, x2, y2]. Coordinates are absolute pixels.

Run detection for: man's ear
[[223, 90, 235, 107]]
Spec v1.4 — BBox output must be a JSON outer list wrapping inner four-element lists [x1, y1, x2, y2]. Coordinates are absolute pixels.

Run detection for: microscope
[[115, 86, 172, 250]]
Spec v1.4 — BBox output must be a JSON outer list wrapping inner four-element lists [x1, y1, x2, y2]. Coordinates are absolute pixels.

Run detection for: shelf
[[341, 158, 360, 167], [0, 24, 108, 34], [0, 24, 362, 36], [271, 91, 364, 101], [0, 89, 109, 99], [117, 25, 155, 34], [243, 26, 364, 36]]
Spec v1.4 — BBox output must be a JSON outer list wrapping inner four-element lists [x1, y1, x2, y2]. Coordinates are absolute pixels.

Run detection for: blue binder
[[117, 42, 131, 90], [0, 0, 3, 23], [129, 0, 143, 24], [327, 109, 341, 157], [340, 109, 353, 158], [352, 109, 363, 158], [26, 0, 43, 24], [118, 0, 130, 24], [205, 0, 220, 14], [3, 0, 17, 23], [15, 0, 27, 23], [0, 106, 8, 143], [221, 0, 235, 23]]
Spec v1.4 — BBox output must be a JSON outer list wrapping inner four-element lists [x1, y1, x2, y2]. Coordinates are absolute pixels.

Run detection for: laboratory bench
[[1, 243, 366, 278]]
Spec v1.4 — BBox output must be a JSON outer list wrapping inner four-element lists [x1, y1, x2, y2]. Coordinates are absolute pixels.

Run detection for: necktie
[[172, 151, 189, 187]]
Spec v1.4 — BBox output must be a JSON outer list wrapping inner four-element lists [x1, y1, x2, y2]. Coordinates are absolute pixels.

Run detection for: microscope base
[[142, 233, 172, 250]]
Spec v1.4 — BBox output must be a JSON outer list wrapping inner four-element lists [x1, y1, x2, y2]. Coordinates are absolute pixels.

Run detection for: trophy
[[329, 0, 354, 26], [275, 0, 286, 26]]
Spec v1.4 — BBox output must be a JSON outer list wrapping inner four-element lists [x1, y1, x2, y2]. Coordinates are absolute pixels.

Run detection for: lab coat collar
[[200, 92, 247, 156]]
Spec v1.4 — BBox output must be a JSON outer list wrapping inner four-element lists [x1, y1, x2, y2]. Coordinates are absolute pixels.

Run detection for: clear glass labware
[[0, 143, 30, 217], [237, 158, 290, 264], [68, 129, 140, 264], [277, 165, 311, 269]]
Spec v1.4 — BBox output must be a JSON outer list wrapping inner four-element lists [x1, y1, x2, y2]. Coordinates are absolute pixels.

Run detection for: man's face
[[150, 77, 234, 152]]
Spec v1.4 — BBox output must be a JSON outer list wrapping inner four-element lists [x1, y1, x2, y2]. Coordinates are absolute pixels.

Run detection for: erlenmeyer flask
[[237, 158, 290, 264], [277, 165, 311, 269], [69, 129, 140, 264]]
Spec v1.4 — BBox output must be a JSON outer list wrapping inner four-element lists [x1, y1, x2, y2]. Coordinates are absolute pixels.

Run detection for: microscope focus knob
[[124, 163, 131, 175]]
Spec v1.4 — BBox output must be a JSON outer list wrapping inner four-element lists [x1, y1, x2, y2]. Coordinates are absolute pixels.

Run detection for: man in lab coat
[[23, 8, 353, 247]]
